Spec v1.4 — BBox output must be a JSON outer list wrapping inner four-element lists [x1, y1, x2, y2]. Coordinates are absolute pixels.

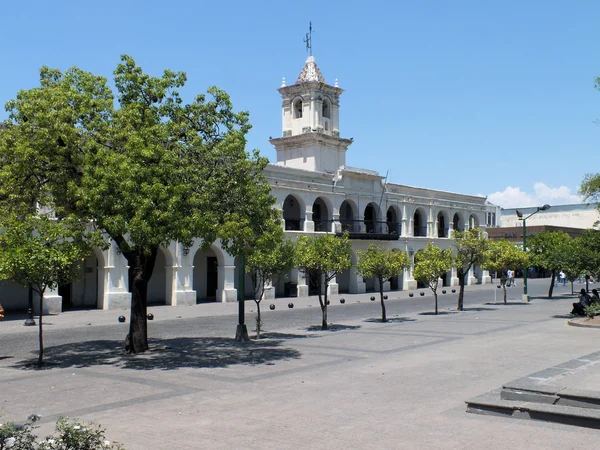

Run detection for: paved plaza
[[1, 280, 600, 449]]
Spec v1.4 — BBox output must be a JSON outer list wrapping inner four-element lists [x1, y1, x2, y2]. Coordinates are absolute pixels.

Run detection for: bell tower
[[269, 55, 353, 173]]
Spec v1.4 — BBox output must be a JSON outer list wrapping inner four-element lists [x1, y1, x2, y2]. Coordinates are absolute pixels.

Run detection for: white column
[[450, 266, 460, 287], [327, 275, 339, 296], [296, 268, 308, 297], [101, 246, 131, 310], [304, 208, 314, 233], [169, 243, 196, 306], [349, 265, 366, 294]]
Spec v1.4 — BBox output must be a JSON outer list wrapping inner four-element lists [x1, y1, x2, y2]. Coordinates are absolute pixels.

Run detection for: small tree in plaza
[[295, 233, 352, 330], [245, 227, 296, 339], [356, 245, 410, 322], [413, 243, 453, 315], [527, 230, 571, 298], [483, 239, 529, 304], [452, 228, 488, 311], [559, 237, 588, 294], [0, 214, 102, 366]]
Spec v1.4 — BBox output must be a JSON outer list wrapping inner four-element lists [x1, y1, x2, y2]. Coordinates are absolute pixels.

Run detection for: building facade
[[1, 55, 492, 314]]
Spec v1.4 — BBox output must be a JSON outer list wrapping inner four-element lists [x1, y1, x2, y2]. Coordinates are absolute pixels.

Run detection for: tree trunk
[[571, 281, 574, 295], [127, 249, 158, 354], [548, 271, 555, 298], [379, 278, 386, 322], [37, 288, 45, 367], [503, 282, 507, 304], [322, 280, 328, 330], [457, 269, 465, 311], [434, 291, 438, 315], [256, 301, 262, 339]]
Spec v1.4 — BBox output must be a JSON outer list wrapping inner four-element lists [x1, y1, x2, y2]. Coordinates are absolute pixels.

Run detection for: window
[[294, 99, 303, 119], [322, 99, 330, 118]]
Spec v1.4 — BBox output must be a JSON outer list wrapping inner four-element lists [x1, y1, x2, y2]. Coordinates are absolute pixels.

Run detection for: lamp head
[[516, 210, 523, 219], [539, 204, 551, 211]]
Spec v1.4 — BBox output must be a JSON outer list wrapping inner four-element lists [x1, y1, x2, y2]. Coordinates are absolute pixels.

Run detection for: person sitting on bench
[[572, 289, 592, 316]]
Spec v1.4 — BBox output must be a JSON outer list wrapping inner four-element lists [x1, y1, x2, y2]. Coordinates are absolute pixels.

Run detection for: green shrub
[[1, 417, 123, 450], [585, 303, 600, 318]]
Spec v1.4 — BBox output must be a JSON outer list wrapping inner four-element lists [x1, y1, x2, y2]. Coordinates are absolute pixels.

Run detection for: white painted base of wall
[[263, 286, 275, 300], [222, 289, 238, 303], [450, 277, 460, 287], [172, 291, 196, 306], [33, 294, 62, 315], [327, 283, 339, 296], [297, 285, 309, 297], [103, 292, 131, 310], [405, 279, 417, 290]]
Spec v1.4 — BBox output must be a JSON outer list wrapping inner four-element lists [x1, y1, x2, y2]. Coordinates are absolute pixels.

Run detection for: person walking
[[505, 269, 512, 287], [559, 270, 566, 286], [510, 269, 516, 287]]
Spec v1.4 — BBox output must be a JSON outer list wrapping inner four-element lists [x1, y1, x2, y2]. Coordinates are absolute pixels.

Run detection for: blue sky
[[1, 0, 598, 207]]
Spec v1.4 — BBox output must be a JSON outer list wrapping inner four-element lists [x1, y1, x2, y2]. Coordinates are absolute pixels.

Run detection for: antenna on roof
[[304, 22, 313, 56]]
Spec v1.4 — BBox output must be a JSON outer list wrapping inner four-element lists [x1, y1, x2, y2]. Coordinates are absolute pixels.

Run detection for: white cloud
[[487, 182, 581, 208]]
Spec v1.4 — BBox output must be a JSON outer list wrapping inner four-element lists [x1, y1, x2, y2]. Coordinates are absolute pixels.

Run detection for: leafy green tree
[[0, 214, 102, 366], [527, 231, 571, 298], [0, 56, 275, 353], [452, 228, 488, 311], [245, 228, 296, 339], [413, 243, 453, 315], [356, 245, 410, 322], [483, 240, 529, 303], [296, 233, 352, 330], [558, 237, 587, 294]]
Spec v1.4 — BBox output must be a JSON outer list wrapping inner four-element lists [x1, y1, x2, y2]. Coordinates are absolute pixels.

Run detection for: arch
[[452, 212, 465, 231], [469, 214, 479, 229], [283, 194, 304, 231], [413, 208, 427, 237], [59, 248, 105, 310], [313, 196, 331, 232], [147, 247, 172, 305], [193, 245, 225, 302], [293, 97, 303, 119], [340, 199, 358, 232], [386, 205, 401, 235], [322, 98, 331, 119], [437, 211, 449, 238], [364, 202, 380, 233]]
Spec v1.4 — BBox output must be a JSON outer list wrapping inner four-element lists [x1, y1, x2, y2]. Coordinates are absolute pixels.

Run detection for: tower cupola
[[269, 56, 352, 173]]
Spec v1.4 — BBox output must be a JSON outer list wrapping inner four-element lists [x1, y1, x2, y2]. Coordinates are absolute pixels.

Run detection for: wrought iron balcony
[[314, 219, 333, 232], [284, 219, 304, 231], [337, 220, 400, 240]]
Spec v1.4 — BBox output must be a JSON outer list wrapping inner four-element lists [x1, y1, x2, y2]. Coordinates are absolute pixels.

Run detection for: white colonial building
[[0, 55, 491, 314]]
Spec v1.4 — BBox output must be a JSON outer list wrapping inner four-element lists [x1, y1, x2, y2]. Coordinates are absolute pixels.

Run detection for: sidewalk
[[0, 281, 529, 335]]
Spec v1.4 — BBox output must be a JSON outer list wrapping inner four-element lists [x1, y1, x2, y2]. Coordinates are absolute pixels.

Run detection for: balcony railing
[[338, 220, 400, 240], [284, 219, 304, 231], [413, 226, 428, 237], [314, 219, 333, 232], [436, 227, 450, 238]]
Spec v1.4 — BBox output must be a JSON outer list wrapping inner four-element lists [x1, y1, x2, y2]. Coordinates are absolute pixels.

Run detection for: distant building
[[500, 203, 599, 229]]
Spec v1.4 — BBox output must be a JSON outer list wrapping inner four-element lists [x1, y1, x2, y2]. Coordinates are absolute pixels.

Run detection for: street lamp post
[[516, 204, 551, 302]]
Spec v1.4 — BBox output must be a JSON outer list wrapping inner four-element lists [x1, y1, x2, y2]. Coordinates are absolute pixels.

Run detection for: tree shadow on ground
[[12, 336, 301, 371], [305, 324, 361, 332], [418, 311, 458, 316], [461, 307, 497, 312], [532, 295, 577, 301], [552, 314, 575, 319], [363, 317, 416, 324], [484, 302, 532, 306], [259, 332, 316, 340]]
